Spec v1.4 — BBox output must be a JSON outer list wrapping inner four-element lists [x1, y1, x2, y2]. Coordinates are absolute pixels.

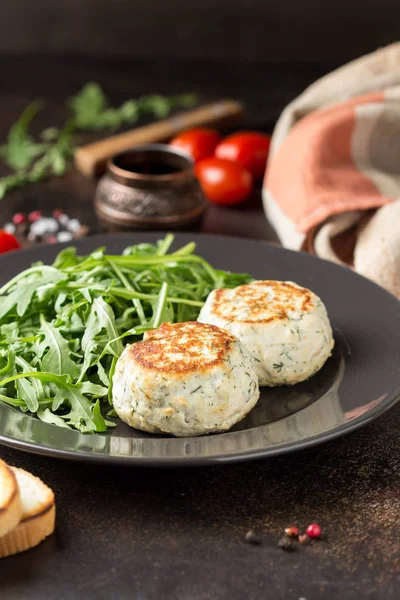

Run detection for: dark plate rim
[[0, 231, 399, 467], [0, 391, 399, 466]]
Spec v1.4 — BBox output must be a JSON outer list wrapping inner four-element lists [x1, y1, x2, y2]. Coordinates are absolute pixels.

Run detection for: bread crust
[[0, 505, 55, 558], [0, 466, 55, 558]]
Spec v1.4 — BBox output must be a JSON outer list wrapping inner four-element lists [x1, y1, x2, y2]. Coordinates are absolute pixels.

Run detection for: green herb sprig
[[0, 235, 252, 433], [0, 83, 197, 199]]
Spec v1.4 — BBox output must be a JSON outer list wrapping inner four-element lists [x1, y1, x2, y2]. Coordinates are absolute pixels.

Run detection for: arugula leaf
[[97, 361, 110, 387], [52, 379, 104, 432], [0, 370, 107, 432], [1, 349, 45, 416], [40, 127, 59, 142], [80, 381, 109, 397], [44, 119, 75, 176], [69, 82, 108, 129], [83, 297, 123, 358], [0, 172, 27, 199], [0, 268, 65, 320], [79, 297, 123, 382], [69, 82, 198, 131], [0, 323, 19, 344], [15, 356, 45, 412], [52, 247, 78, 270], [0, 102, 47, 170], [92, 399, 107, 432], [38, 315, 80, 379], [37, 407, 71, 429]]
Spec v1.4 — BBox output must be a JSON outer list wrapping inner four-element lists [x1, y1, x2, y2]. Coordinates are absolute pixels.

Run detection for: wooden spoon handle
[[74, 99, 244, 177]]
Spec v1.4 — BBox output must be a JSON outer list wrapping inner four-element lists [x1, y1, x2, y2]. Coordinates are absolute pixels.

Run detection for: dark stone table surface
[[0, 57, 399, 600]]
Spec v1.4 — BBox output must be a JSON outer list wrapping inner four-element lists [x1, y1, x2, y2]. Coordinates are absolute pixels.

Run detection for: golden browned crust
[[10, 467, 55, 522], [21, 502, 55, 524], [211, 281, 313, 324], [130, 321, 236, 374], [0, 460, 23, 538]]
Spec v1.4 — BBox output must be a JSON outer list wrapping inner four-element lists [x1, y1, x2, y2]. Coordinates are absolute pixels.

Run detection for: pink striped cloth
[[263, 43, 400, 298]]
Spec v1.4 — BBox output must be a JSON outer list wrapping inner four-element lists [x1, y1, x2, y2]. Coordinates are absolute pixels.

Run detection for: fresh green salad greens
[[0, 83, 197, 198], [0, 235, 252, 433]]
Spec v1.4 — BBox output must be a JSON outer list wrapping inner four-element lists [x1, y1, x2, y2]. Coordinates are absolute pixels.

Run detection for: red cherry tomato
[[0, 230, 21, 254], [195, 158, 253, 205], [215, 131, 271, 179], [170, 128, 222, 162]]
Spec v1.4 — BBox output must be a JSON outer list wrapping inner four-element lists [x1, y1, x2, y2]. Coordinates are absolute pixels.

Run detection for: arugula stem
[[151, 282, 169, 328], [71, 253, 221, 285], [156, 233, 175, 256], [62, 283, 204, 307], [0, 394, 53, 408], [107, 259, 147, 325]]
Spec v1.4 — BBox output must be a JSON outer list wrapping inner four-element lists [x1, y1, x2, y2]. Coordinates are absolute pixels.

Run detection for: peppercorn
[[56, 231, 73, 243], [12, 213, 26, 225], [11, 213, 29, 236], [28, 210, 42, 222], [75, 225, 89, 239], [67, 218, 81, 233], [4, 223, 16, 235], [298, 534, 311, 545], [244, 529, 261, 545], [306, 523, 322, 539], [284, 526, 299, 539], [58, 214, 70, 226], [278, 535, 294, 551]]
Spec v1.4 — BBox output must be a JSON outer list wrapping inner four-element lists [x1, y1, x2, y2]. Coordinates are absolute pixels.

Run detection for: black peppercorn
[[278, 535, 294, 551]]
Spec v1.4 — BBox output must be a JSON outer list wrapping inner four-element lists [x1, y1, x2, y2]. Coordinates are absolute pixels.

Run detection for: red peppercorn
[[306, 523, 322, 538], [12, 213, 27, 225], [29, 210, 42, 222], [284, 526, 299, 539], [47, 237, 57, 244]]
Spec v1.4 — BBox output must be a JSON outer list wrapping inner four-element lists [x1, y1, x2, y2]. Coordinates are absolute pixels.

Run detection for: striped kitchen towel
[[263, 43, 400, 298]]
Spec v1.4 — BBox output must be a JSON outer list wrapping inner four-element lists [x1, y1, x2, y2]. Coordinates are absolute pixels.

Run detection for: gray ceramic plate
[[0, 232, 399, 466]]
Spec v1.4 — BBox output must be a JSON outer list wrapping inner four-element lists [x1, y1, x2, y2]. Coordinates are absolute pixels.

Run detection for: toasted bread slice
[[0, 467, 55, 558], [0, 459, 23, 538]]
